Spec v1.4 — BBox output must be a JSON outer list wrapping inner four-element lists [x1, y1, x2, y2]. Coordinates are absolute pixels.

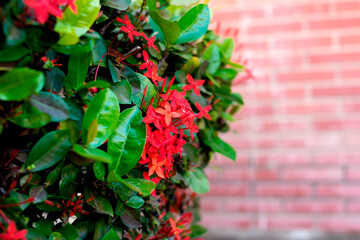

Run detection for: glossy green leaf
[[121, 207, 141, 228], [60, 119, 80, 145], [64, 99, 84, 128], [108, 106, 146, 177], [176, 4, 210, 44], [110, 80, 132, 104], [26, 229, 47, 240], [28, 92, 69, 122], [214, 68, 238, 81], [8, 103, 51, 128], [29, 186, 48, 203], [66, 51, 92, 90], [3, 18, 26, 47], [220, 38, 235, 60], [170, 0, 199, 6], [26, 130, 72, 172], [0, 45, 30, 62], [73, 144, 112, 163], [78, 80, 111, 91], [121, 65, 141, 98], [107, 181, 132, 201], [48, 232, 65, 240], [20, 173, 41, 187], [108, 60, 123, 83], [54, 0, 100, 45], [149, 10, 180, 45], [132, 73, 156, 107], [85, 188, 114, 216], [59, 179, 77, 199], [203, 136, 236, 161], [119, 178, 155, 196], [115, 200, 125, 216], [101, 0, 131, 10], [93, 218, 110, 240], [91, 33, 107, 67], [35, 219, 54, 236], [86, 119, 98, 146], [202, 43, 221, 75], [54, 36, 94, 54], [101, 229, 121, 240], [184, 168, 209, 194], [82, 88, 120, 148], [93, 161, 106, 181], [190, 225, 207, 238], [45, 161, 65, 188], [61, 163, 80, 181], [44, 67, 65, 93], [126, 196, 145, 209], [75, 222, 93, 240], [0, 68, 44, 101], [58, 224, 79, 240]]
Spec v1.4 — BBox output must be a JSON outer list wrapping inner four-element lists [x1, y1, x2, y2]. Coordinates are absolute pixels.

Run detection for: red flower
[[116, 15, 141, 42], [141, 32, 159, 52], [182, 74, 205, 96], [195, 102, 211, 120], [148, 157, 166, 179], [169, 218, 183, 240], [41, 56, 62, 67], [155, 102, 182, 126], [139, 50, 154, 72], [0, 221, 27, 240], [144, 65, 163, 86]]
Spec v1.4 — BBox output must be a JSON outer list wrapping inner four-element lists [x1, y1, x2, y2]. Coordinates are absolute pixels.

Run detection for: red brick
[[213, 8, 265, 21], [237, 41, 268, 51], [347, 201, 360, 212], [200, 198, 222, 211], [267, 218, 314, 230], [247, 22, 302, 34], [273, 3, 330, 16], [249, 89, 306, 100], [223, 169, 252, 180], [226, 199, 280, 212], [277, 71, 334, 82], [309, 52, 360, 63], [344, 103, 360, 112], [282, 168, 342, 181], [314, 153, 360, 164], [200, 214, 253, 229], [275, 37, 332, 49], [313, 119, 360, 131], [336, 1, 360, 11], [256, 184, 312, 197], [312, 86, 360, 97], [309, 18, 360, 30], [285, 201, 343, 213], [341, 69, 360, 79], [256, 154, 312, 166], [346, 169, 360, 180], [317, 185, 360, 197], [206, 184, 249, 196], [253, 56, 303, 66], [284, 104, 336, 115], [319, 218, 360, 232], [241, 106, 273, 116], [339, 35, 360, 45]]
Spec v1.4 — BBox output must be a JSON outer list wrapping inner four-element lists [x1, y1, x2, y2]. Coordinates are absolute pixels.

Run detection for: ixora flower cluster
[[0, 0, 247, 239]]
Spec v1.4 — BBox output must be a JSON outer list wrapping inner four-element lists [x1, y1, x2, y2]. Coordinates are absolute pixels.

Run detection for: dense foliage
[[0, 0, 244, 239]]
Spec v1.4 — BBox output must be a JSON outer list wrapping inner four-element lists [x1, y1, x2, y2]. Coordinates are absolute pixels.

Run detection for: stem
[[0, 197, 34, 208], [135, 0, 148, 28], [94, 53, 107, 82]]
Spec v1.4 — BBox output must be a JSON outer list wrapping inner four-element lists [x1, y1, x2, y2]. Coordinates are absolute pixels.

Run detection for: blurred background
[[200, 0, 360, 239]]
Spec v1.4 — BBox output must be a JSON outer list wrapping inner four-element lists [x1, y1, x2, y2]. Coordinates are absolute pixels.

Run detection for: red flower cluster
[[140, 80, 200, 179], [149, 212, 202, 240], [45, 193, 94, 217], [0, 221, 27, 240], [24, 0, 77, 24]]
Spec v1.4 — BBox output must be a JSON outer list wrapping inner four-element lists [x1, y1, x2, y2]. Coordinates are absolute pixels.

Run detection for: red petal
[[182, 85, 193, 91], [195, 79, 205, 86]]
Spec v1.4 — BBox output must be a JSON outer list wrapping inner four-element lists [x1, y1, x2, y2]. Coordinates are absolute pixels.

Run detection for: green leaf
[[0, 68, 44, 101], [176, 4, 210, 44], [58, 224, 80, 240], [73, 144, 112, 163], [35, 219, 54, 236], [101, 229, 121, 240], [101, 0, 131, 10], [110, 80, 132, 104], [214, 68, 238, 81], [66, 51, 92, 90], [78, 80, 111, 91], [26, 130, 72, 172], [3, 18, 26, 47], [126, 196, 145, 208], [64, 99, 84, 128], [119, 178, 155, 196], [8, 103, 51, 128], [45, 67, 65, 93], [85, 188, 114, 216], [28, 92, 69, 122], [115, 200, 125, 216], [121, 65, 141, 98], [26, 229, 47, 240], [202, 44, 221, 75], [220, 38, 235, 60], [59, 179, 77, 199], [61, 163, 80, 181], [132, 73, 156, 107], [48, 232, 65, 240], [170, 0, 199, 6], [121, 207, 141, 228], [29, 186, 48, 203], [190, 225, 207, 238], [108, 60, 122, 83], [149, 10, 180, 45], [93, 161, 106, 181], [55, 0, 100, 45], [184, 168, 209, 194], [75, 222, 93, 240], [86, 119, 98, 146], [93, 218, 110, 240], [54, 36, 94, 54], [91, 33, 107, 67], [45, 161, 65, 188], [0, 45, 30, 62], [82, 88, 120, 148], [108, 106, 146, 177], [203, 136, 236, 161], [60, 119, 81, 145]]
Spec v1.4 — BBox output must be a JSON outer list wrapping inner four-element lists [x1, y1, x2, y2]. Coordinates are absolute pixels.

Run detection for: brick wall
[[201, 0, 360, 233]]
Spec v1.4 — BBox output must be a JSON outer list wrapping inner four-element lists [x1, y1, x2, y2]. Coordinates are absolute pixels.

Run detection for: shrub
[[0, 0, 244, 239]]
